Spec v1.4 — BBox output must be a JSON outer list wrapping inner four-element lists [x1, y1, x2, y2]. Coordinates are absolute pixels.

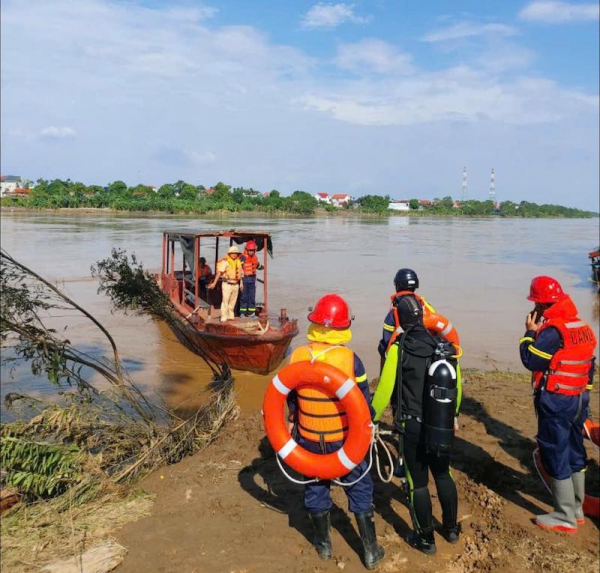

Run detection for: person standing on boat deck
[[208, 246, 243, 322], [198, 257, 212, 298], [519, 276, 596, 533], [239, 240, 263, 317], [286, 294, 385, 570]]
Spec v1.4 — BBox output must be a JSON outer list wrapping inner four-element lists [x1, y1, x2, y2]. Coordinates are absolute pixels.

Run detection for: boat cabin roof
[[163, 229, 271, 240]]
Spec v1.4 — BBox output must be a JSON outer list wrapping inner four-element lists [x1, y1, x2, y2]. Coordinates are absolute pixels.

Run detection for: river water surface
[[1, 211, 598, 412]]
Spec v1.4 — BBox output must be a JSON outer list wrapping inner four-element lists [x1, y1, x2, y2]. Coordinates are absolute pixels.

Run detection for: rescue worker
[[379, 268, 460, 365], [381, 294, 460, 555], [208, 246, 243, 322], [286, 294, 385, 570], [198, 257, 212, 298], [379, 268, 460, 421], [519, 276, 596, 533], [239, 240, 263, 316]]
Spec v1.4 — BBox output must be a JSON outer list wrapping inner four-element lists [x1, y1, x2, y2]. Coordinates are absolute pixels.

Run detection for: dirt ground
[[115, 371, 600, 573]]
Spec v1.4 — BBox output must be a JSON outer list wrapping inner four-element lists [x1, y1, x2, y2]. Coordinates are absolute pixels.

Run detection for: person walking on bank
[[520, 276, 596, 533], [240, 240, 263, 316], [378, 294, 460, 555], [208, 246, 243, 322], [287, 294, 385, 569]]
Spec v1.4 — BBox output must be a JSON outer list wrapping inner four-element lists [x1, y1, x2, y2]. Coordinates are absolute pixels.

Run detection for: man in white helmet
[[209, 245, 243, 322]]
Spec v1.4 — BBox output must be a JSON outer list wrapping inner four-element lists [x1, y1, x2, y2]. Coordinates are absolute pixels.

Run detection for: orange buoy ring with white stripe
[[263, 360, 373, 480]]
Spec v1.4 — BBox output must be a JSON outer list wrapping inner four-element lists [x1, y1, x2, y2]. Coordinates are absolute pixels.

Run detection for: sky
[[1, 0, 599, 209]]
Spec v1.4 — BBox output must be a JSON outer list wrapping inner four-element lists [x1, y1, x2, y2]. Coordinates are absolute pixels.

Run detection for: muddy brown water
[[1, 211, 598, 414]]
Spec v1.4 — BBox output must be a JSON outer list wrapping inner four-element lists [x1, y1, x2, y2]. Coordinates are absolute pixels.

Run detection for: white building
[[315, 192, 331, 204], [389, 200, 410, 211], [0, 175, 23, 197], [331, 193, 351, 207]]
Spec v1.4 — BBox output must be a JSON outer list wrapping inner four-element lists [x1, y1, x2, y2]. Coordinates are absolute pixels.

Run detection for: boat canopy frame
[[161, 230, 273, 317]]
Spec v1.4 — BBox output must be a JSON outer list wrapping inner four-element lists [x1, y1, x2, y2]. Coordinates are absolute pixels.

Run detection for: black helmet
[[394, 268, 419, 291], [395, 294, 423, 327]]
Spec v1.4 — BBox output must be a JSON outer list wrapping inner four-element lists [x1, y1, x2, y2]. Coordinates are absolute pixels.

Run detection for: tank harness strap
[[430, 386, 458, 400]]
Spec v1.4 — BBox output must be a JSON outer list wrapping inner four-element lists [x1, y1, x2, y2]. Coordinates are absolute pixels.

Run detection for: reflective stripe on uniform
[[559, 359, 592, 365], [355, 373, 367, 383], [336, 446, 357, 471], [272, 375, 291, 396], [519, 336, 535, 344], [550, 370, 588, 378], [383, 323, 395, 332], [529, 346, 554, 360], [565, 321, 586, 328], [278, 438, 297, 460]]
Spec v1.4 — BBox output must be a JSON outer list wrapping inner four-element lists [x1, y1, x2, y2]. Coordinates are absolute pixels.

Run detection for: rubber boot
[[572, 471, 586, 525], [408, 529, 437, 555], [534, 477, 578, 533], [441, 522, 461, 544], [355, 511, 385, 570], [309, 511, 332, 560]]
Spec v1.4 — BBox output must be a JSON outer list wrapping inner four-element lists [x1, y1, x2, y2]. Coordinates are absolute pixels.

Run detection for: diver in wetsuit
[[389, 295, 460, 555]]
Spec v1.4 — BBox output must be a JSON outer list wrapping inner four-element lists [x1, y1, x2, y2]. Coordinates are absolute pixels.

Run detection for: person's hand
[[240, 282, 244, 291], [526, 311, 540, 332], [208, 282, 216, 290], [287, 421, 295, 434]]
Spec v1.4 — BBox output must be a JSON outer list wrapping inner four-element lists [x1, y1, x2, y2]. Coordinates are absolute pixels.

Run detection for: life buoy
[[263, 360, 372, 480], [533, 419, 600, 519]]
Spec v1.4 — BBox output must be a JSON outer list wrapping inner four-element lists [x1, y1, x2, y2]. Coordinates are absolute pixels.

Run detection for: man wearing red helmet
[[286, 294, 385, 570], [520, 276, 596, 533], [239, 240, 263, 317]]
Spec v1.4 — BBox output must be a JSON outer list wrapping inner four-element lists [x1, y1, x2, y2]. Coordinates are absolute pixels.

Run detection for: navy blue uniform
[[520, 328, 593, 480], [378, 310, 397, 357], [287, 354, 374, 514], [240, 276, 257, 314]]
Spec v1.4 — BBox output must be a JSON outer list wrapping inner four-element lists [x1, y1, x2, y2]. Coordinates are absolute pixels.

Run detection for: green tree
[[409, 199, 420, 210]]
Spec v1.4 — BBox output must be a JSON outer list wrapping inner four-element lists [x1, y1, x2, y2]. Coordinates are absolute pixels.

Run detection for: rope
[[274, 426, 396, 487]]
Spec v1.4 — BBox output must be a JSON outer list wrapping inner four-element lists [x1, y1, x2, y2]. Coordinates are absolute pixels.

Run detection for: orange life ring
[[263, 360, 372, 480], [533, 419, 600, 519]]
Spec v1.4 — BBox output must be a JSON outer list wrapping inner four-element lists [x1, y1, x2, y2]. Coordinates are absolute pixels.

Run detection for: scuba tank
[[424, 341, 458, 454]]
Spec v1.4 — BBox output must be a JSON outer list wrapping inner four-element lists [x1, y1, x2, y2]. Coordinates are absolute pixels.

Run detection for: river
[[1, 211, 598, 412]]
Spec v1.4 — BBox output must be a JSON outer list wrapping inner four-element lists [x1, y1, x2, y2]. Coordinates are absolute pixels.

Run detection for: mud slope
[[116, 372, 599, 573]]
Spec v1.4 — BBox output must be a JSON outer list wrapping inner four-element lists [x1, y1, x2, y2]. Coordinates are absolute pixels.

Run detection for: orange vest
[[242, 252, 259, 276], [218, 256, 242, 282], [387, 291, 460, 351], [533, 298, 596, 395], [290, 343, 354, 443], [199, 265, 211, 278]]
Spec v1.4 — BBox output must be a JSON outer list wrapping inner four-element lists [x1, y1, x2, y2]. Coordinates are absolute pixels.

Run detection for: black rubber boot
[[355, 511, 385, 570], [408, 529, 437, 555], [441, 523, 461, 544], [309, 511, 332, 560]]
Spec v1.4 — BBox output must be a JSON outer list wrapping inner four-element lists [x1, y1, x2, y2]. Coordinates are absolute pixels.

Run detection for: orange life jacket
[[290, 343, 355, 443], [386, 291, 461, 351], [199, 265, 211, 278], [218, 256, 242, 282], [532, 297, 596, 395], [242, 251, 260, 276]]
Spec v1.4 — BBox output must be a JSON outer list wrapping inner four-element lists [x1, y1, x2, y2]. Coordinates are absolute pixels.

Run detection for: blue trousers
[[535, 390, 589, 480], [240, 276, 256, 313], [298, 435, 373, 515]]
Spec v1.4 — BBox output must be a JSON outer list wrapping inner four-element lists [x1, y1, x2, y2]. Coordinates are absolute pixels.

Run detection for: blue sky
[[1, 0, 598, 208]]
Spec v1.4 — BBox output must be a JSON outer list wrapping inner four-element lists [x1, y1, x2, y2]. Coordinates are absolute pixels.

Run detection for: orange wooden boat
[[157, 230, 298, 375]]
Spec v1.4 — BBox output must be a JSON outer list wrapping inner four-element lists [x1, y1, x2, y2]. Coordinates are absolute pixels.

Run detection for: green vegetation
[[1, 178, 596, 218]]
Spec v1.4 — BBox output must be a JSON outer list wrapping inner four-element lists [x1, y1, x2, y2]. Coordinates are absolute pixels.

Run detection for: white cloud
[[335, 39, 413, 75], [519, 1, 599, 22], [422, 22, 517, 42], [302, 3, 370, 29], [39, 126, 77, 139]]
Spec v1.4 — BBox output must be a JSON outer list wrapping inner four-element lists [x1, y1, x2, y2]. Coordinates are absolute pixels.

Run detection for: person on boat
[[286, 293, 385, 570], [379, 268, 460, 419], [239, 240, 263, 317], [383, 294, 460, 555], [198, 257, 212, 298], [208, 246, 243, 323], [519, 276, 596, 533]]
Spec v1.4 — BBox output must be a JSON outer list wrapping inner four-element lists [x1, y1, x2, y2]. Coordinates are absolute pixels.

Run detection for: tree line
[[1, 179, 595, 218]]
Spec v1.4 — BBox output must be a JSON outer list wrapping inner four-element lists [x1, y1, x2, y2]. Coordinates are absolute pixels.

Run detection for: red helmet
[[308, 294, 352, 329], [527, 276, 566, 303], [246, 240, 257, 250]]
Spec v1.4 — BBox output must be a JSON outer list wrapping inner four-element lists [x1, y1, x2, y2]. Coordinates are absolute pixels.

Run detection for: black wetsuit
[[394, 326, 458, 535]]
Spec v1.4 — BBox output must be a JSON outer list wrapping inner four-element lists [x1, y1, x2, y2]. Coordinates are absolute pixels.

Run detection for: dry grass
[[1, 490, 154, 573]]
